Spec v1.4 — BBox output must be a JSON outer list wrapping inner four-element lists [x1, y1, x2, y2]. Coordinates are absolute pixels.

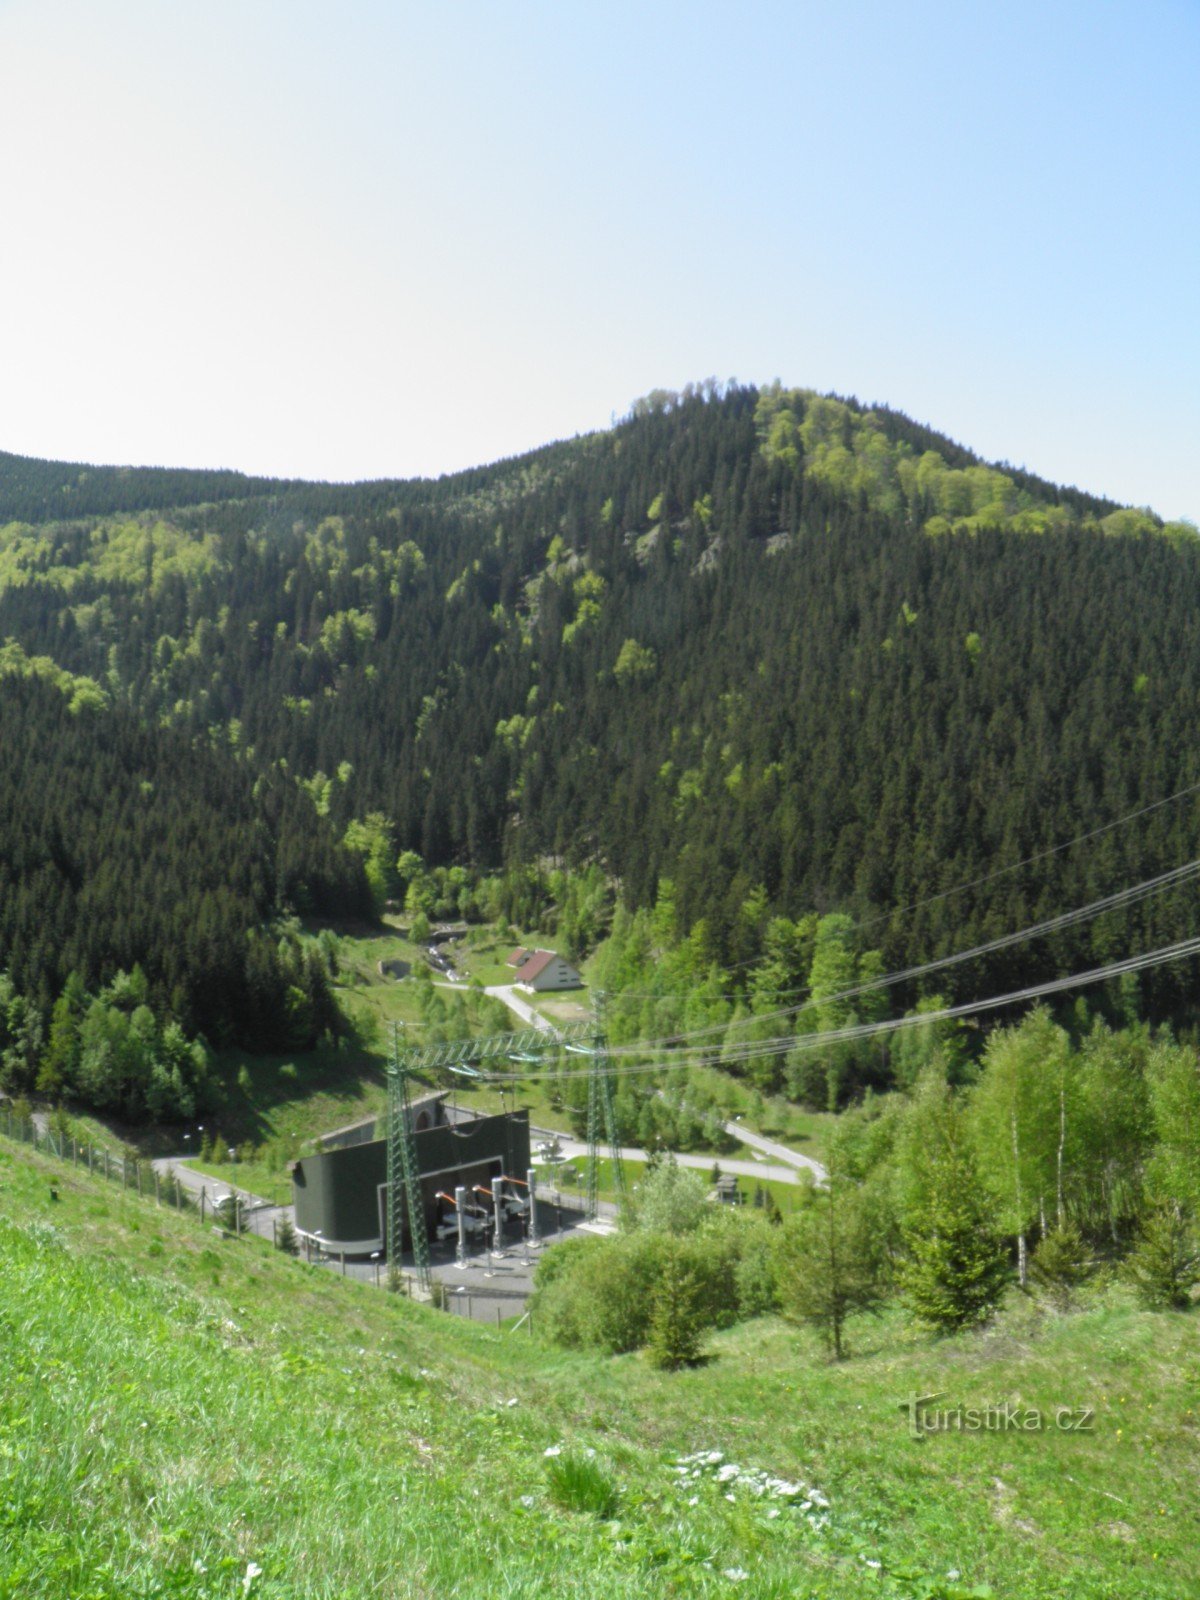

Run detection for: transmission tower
[[386, 1023, 432, 1294], [581, 990, 626, 1220]]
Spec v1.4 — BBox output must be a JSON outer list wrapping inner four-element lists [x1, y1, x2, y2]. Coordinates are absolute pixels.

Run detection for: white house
[[508, 948, 583, 993]]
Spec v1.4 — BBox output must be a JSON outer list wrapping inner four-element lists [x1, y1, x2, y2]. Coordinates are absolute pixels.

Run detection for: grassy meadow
[[2, 1133, 1196, 1598]]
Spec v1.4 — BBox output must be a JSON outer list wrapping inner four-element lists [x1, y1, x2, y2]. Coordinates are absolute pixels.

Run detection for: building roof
[[506, 947, 528, 967], [516, 949, 560, 983]]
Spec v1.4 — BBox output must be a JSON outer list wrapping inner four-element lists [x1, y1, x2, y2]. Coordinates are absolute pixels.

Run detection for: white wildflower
[[506, 1397, 519, 1407], [723, 1570, 749, 1583], [544, 1445, 562, 1457], [242, 1562, 263, 1594]]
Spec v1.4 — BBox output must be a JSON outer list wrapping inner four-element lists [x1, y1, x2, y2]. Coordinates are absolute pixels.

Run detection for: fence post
[[154, 1170, 160, 1206], [104, 1151, 110, 1182]]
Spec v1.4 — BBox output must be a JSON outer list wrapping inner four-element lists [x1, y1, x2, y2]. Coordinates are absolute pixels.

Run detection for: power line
[[852, 778, 1200, 933], [482, 931, 1200, 1084], [604, 856, 1200, 1049], [615, 774, 1200, 987]]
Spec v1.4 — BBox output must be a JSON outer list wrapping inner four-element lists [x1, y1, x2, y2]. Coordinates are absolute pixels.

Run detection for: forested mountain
[[3, 382, 1200, 1096]]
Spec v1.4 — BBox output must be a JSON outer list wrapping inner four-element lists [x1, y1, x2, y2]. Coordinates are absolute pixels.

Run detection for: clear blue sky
[[0, 0, 1196, 518]]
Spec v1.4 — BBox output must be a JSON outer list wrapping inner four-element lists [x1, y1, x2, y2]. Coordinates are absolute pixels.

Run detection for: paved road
[[151, 1155, 288, 1244], [723, 1121, 827, 1183], [539, 1133, 805, 1186], [480, 982, 828, 1184], [482, 984, 557, 1032]]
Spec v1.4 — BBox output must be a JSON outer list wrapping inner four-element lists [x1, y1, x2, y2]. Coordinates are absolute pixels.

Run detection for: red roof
[[516, 949, 558, 982], [506, 947, 528, 967]]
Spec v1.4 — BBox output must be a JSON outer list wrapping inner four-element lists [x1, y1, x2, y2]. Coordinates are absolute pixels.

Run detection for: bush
[[731, 1219, 781, 1317], [623, 1159, 708, 1235], [532, 1225, 745, 1354]]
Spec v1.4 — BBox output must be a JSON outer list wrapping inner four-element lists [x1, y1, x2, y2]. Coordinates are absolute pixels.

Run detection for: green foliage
[[1029, 1222, 1092, 1310], [775, 1178, 885, 1358], [645, 1244, 708, 1369], [343, 812, 397, 914], [531, 1224, 739, 1356], [900, 1098, 1010, 1331], [623, 1158, 708, 1235], [1124, 1203, 1200, 1311], [0, 638, 107, 714], [612, 638, 657, 683]]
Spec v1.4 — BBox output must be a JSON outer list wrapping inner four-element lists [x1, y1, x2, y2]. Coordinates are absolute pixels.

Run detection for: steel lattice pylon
[[581, 991, 626, 1220], [387, 1023, 432, 1293]]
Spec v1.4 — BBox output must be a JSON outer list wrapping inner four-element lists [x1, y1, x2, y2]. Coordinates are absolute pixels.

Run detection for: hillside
[[3, 383, 1200, 1091], [2, 1123, 1196, 1598]]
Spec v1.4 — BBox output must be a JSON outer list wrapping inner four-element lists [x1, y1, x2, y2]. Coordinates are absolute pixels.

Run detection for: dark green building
[[292, 1093, 531, 1256]]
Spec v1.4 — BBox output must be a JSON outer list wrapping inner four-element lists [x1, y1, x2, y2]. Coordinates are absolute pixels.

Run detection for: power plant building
[[292, 1092, 531, 1256]]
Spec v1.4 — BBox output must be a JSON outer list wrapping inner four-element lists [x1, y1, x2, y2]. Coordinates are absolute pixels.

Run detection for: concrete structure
[[506, 947, 583, 992], [292, 1095, 531, 1257]]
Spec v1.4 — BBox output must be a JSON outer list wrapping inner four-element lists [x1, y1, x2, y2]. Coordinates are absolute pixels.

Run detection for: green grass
[[186, 1157, 292, 1207], [536, 1158, 808, 1214], [1, 1133, 1198, 1598]]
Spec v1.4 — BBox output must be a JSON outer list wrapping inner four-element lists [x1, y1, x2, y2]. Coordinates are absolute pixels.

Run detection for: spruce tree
[[645, 1245, 706, 1370], [1125, 1203, 1200, 1311], [1030, 1221, 1092, 1310], [900, 1134, 1009, 1332]]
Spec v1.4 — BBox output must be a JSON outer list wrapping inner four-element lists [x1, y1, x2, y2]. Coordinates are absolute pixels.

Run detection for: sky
[[0, 0, 1196, 518]]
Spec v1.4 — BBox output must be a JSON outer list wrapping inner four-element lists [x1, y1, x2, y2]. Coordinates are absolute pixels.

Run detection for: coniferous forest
[[3, 383, 1200, 1113]]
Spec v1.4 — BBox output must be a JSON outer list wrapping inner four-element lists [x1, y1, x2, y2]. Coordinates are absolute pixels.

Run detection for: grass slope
[[3, 1138, 1198, 1599]]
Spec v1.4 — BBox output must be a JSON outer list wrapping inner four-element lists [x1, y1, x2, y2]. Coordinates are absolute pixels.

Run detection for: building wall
[[292, 1109, 531, 1255], [527, 958, 583, 992]]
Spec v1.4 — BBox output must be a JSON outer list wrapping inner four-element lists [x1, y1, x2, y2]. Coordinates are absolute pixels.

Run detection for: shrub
[[532, 1227, 742, 1354], [623, 1159, 708, 1235], [731, 1219, 781, 1317]]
